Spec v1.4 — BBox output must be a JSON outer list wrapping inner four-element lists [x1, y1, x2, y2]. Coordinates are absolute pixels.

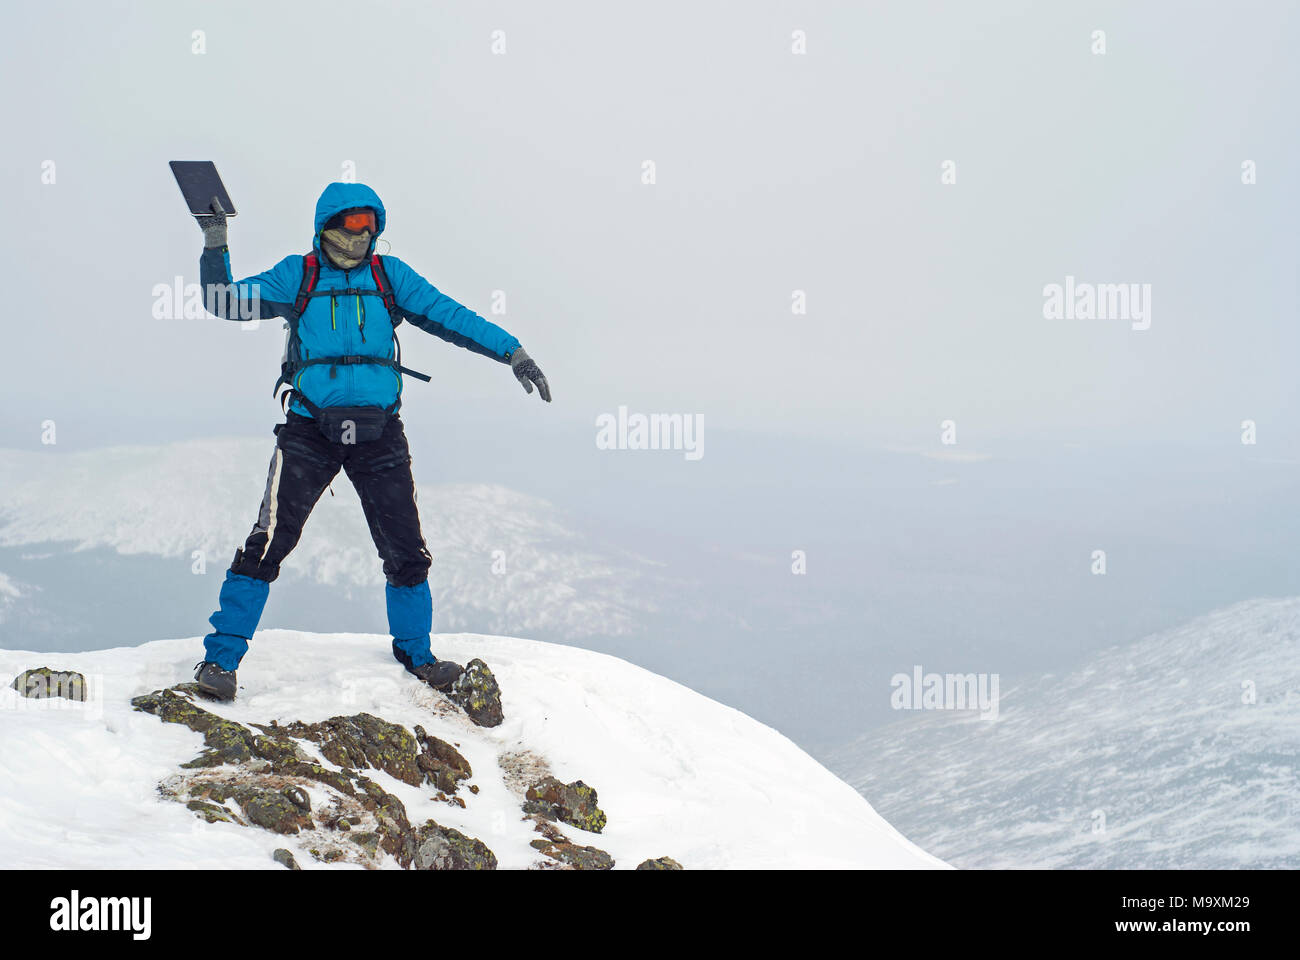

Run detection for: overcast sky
[[2, 0, 1296, 453]]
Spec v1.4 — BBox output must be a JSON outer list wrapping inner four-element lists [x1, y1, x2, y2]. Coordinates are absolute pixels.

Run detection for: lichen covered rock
[[248, 725, 312, 766], [525, 814, 613, 869], [190, 781, 314, 835], [530, 837, 614, 870], [281, 785, 311, 812], [635, 856, 683, 870], [131, 686, 259, 767], [272, 760, 356, 796], [273, 848, 301, 870], [411, 820, 497, 870], [186, 799, 237, 824], [413, 724, 473, 793], [523, 775, 607, 833], [281, 713, 423, 786], [448, 659, 504, 727], [11, 667, 86, 701], [354, 776, 416, 863], [135, 689, 500, 871]]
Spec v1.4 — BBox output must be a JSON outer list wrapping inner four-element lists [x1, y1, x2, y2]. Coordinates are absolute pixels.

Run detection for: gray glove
[[510, 347, 551, 402], [195, 195, 228, 249]]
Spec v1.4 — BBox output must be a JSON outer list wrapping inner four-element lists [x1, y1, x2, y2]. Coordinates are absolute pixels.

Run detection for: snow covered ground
[[0, 630, 945, 870]]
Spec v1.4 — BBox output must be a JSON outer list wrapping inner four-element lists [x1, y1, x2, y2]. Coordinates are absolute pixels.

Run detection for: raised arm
[[194, 197, 297, 321]]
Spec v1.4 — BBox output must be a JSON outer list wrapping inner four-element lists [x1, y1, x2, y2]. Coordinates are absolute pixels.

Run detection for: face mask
[[321, 227, 372, 269]]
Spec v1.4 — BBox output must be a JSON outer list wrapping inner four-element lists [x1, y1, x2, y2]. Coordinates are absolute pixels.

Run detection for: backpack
[[274, 252, 431, 429]]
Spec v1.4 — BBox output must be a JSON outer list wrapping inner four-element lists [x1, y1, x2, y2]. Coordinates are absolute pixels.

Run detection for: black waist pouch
[[314, 406, 391, 445]]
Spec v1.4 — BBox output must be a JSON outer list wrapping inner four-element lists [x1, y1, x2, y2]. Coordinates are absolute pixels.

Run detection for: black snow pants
[[229, 412, 432, 587]]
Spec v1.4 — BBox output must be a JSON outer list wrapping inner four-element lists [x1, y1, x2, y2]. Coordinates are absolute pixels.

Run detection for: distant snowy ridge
[[0, 631, 946, 870], [0, 573, 22, 623], [830, 596, 1300, 869], [0, 441, 651, 637]]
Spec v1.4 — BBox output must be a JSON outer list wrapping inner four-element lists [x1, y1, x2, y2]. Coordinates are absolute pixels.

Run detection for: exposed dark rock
[[411, 820, 497, 870], [354, 777, 415, 864], [525, 814, 613, 869], [280, 714, 423, 786], [529, 815, 566, 843], [530, 837, 614, 870], [271, 761, 357, 796], [227, 785, 312, 834], [635, 857, 684, 870], [136, 692, 500, 871], [448, 659, 504, 727], [350, 831, 381, 859], [413, 724, 473, 793], [131, 687, 258, 767], [249, 726, 311, 766], [173, 772, 316, 836], [523, 776, 607, 833], [186, 799, 237, 824], [11, 667, 86, 701], [273, 848, 301, 870]]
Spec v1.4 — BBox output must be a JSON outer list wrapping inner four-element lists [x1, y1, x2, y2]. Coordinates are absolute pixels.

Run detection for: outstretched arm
[[384, 255, 519, 360], [385, 255, 551, 401], [195, 197, 296, 321]]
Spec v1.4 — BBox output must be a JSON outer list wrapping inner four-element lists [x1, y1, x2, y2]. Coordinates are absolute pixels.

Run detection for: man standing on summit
[[190, 182, 550, 701]]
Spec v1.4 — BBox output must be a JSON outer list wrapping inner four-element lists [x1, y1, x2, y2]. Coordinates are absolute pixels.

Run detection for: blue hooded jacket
[[200, 182, 521, 417]]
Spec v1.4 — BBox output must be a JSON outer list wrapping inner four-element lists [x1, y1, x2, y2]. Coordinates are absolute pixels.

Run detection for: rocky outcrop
[[133, 685, 268, 767], [530, 837, 614, 870], [129, 682, 674, 872], [134, 684, 495, 870], [523, 775, 607, 833], [413, 725, 472, 794], [186, 799, 236, 824], [526, 815, 613, 869], [11, 667, 86, 701], [448, 659, 504, 727], [411, 821, 498, 870], [178, 776, 314, 834], [277, 714, 424, 786]]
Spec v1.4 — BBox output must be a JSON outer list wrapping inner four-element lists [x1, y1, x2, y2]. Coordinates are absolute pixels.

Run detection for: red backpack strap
[[369, 254, 400, 323], [292, 252, 320, 319], [275, 252, 320, 398]]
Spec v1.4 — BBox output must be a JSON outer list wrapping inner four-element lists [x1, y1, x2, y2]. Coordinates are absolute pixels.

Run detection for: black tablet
[[169, 160, 237, 217]]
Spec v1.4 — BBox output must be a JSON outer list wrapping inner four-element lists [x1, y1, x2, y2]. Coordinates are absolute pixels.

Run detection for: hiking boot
[[410, 659, 464, 691], [194, 661, 237, 701]]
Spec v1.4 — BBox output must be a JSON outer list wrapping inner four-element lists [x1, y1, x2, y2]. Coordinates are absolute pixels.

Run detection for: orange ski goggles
[[336, 209, 377, 234]]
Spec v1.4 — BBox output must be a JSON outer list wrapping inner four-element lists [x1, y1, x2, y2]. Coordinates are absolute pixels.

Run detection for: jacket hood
[[312, 182, 387, 254]]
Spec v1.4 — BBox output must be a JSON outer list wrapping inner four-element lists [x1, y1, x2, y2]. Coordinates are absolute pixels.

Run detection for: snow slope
[[0, 631, 945, 870], [828, 597, 1300, 869]]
